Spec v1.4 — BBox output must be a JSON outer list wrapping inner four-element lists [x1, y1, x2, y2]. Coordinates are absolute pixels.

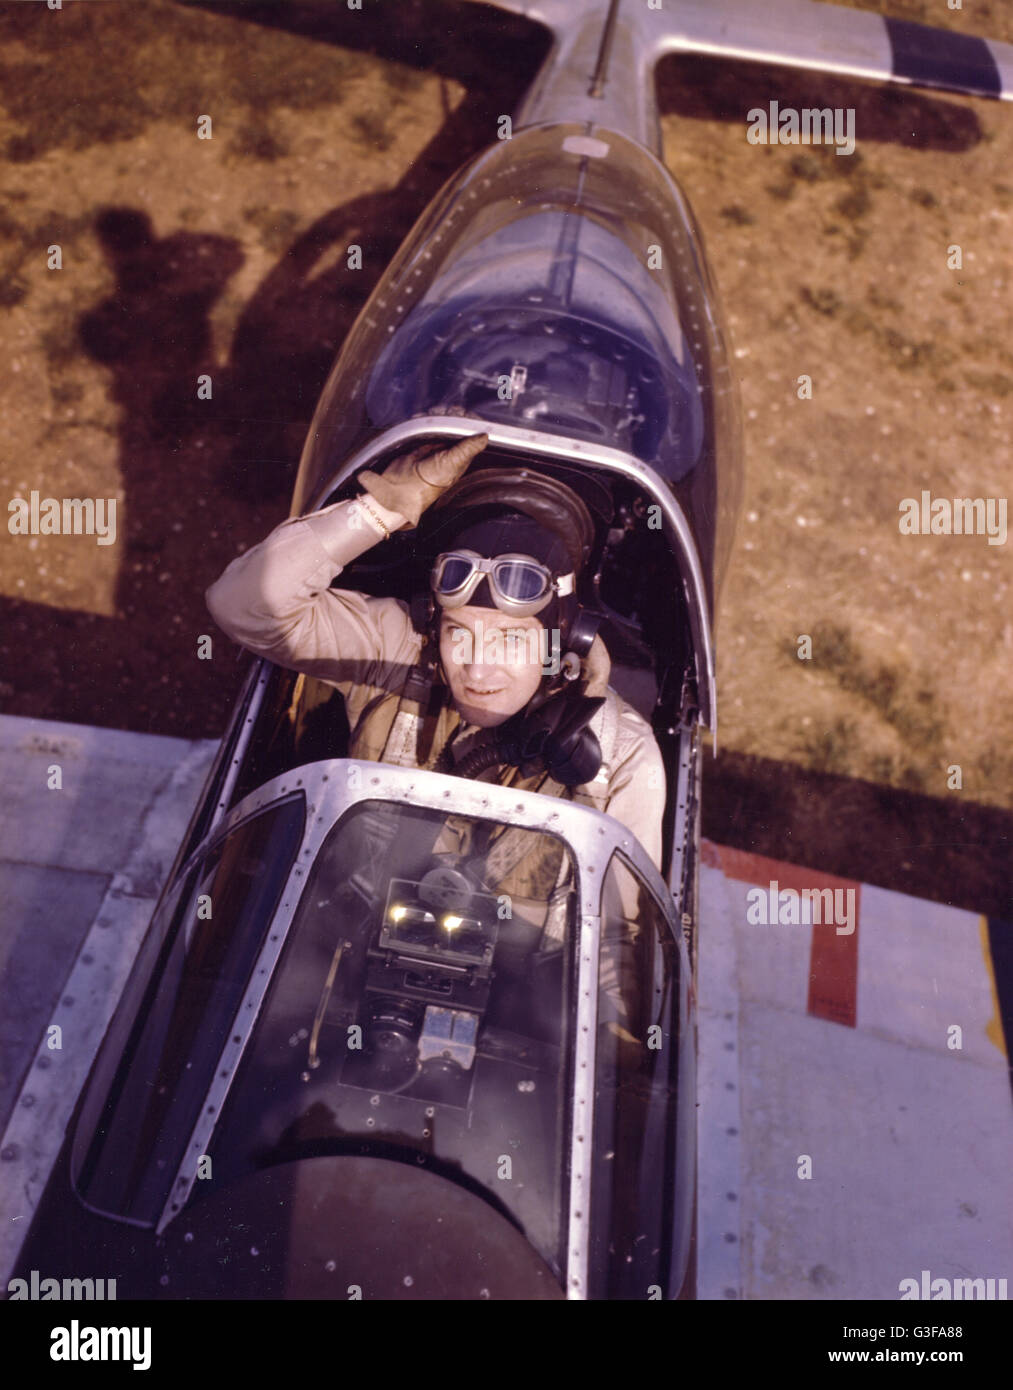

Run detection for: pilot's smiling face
[[439, 607, 547, 727]]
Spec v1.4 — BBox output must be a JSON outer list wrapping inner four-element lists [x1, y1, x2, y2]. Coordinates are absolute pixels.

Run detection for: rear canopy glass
[[293, 121, 735, 524]]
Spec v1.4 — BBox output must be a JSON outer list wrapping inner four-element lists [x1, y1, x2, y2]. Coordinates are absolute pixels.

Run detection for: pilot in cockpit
[[205, 433, 667, 878]]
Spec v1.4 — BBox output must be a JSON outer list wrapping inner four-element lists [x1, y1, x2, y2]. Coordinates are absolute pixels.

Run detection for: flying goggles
[[431, 549, 574, 618]]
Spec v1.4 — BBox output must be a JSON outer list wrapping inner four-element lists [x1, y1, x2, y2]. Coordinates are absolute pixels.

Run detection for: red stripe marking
[[702, 840, 861, 1027]]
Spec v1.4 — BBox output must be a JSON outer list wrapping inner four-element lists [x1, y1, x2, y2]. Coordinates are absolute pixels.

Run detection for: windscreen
[[208, 799, 577, 1280]]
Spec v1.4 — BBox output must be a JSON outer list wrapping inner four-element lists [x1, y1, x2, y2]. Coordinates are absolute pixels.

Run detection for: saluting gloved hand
[[494, 691, 605, 788], [358, 432, 489, 529]]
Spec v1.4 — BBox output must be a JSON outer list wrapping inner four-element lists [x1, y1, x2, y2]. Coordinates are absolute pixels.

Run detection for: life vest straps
[[350, 656, 453, 769], [351, 667, 624, 817]]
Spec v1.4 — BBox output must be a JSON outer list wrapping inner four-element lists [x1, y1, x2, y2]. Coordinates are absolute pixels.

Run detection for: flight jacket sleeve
[[205, 500, 421, 695], [600, 703, 666, 873]]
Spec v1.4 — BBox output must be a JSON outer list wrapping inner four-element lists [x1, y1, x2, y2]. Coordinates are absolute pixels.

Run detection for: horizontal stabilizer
[[648, 0, 1012, 103], [460, 0, 1013, 105]]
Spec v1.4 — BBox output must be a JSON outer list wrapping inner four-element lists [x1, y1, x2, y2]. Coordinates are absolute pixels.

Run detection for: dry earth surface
[[0, 0, 1010, 914]]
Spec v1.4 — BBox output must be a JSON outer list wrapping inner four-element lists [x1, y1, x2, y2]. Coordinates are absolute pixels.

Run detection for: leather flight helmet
[[423, 466, 597, 576]]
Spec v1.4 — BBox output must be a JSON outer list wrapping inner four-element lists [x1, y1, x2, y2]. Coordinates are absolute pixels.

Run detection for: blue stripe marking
[[886, 18, 1001, 99]]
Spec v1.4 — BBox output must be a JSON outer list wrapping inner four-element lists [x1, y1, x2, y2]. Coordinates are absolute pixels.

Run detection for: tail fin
[[460, 0, 1012, 150]]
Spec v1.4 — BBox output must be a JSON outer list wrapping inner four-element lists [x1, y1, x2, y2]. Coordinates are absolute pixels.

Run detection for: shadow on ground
[[705, 748, 1013, 917]]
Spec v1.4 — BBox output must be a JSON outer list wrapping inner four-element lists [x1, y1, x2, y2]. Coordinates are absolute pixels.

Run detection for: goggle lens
[[493, 561, 549, 601], [437, 556, 478, 592]]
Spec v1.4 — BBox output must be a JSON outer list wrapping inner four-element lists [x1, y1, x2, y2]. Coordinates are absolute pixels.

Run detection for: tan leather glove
[[358, 432, 489, 528]]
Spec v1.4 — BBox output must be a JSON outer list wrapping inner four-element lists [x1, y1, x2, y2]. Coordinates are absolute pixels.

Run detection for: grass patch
[[963, 370, 1013, 397], [834, 184, 871, 221], [799, 716, 858, 776], [230, 118, 289, 162], [719, 204, 755, 226], [351, 110, 395, 152], [788, 152, 829, 183], [800, 286, 841, 317], [0, 278, 28, 308], [807, 622, 946, 752], [242, 205, 302, 255]]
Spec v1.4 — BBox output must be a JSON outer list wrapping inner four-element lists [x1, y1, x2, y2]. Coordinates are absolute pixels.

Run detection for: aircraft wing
[[460, 0, 1013, 102]]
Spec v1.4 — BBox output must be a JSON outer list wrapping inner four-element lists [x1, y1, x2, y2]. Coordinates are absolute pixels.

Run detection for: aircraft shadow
[[0, 0, 545, 739], [705, 747, 1012, 920], [657, 52, 985, 153]]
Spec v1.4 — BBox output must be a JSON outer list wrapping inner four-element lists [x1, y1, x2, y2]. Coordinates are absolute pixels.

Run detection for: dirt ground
[[0, 0, 1010, 915]]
